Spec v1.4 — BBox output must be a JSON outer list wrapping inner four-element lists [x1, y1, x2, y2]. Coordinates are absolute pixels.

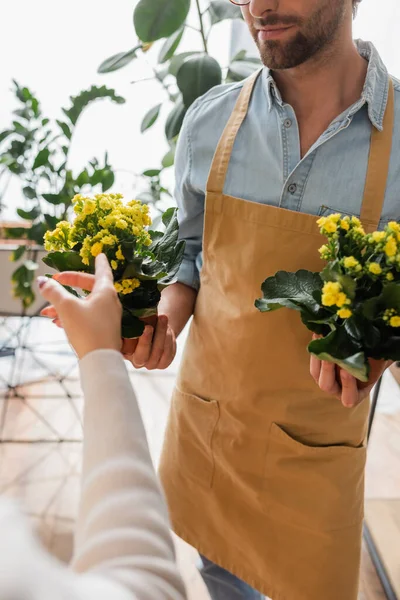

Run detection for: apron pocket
[[262, 422, 367, 532], [167, 387, 220, 488]]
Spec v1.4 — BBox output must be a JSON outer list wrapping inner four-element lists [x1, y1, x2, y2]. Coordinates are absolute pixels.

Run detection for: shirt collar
[[261, 40, 390, 131]]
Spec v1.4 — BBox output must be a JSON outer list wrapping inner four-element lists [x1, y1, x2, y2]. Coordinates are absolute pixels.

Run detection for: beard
[[249, 0, 347, 70]]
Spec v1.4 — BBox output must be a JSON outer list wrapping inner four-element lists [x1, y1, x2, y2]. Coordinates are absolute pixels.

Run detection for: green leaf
[[209, 0, 243, 24], [0, 129, 13, 144], [165, 99, 187, 140], [362, 283, 400, 320], [169, 51, 200, 77], [162, 147, 175, 168], [177, 54, 222, 108], [22, 186, 36, 199], [32, 148, 50, 170], [121, 309, 146, 339], [228, 57, 262, 82], [17, 206, 41, 220], [134, 0, 190, 43], [98, 46, 141, 73], [143, 168, 161, 177], [76, 168, 90, 187], [255, 270, 323, 313], [101, 169, 114, 192], [62, 85, 125, 126], [11, 245, 26, 262], [158, 27, 184, 63], [308, 329, 368, 382], [44, 213, 59, 229], [42, 193, 66, 205], [42, 118, 50, 126], [28, 222, 48, 245], [140, 104, 162, 133], [42, 251, 89, 273], [57, 120, 72, 140], [4, 227, 27, 239]]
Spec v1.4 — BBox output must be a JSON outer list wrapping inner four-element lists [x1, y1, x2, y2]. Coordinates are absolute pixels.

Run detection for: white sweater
[[0, 349, 187, 600]]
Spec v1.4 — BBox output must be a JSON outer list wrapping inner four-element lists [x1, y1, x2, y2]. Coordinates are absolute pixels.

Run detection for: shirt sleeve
[[174, 101, 205, 291], [71, 349, 187, 600]]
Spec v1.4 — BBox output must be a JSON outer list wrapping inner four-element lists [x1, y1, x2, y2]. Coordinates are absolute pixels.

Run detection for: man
[[121, 1, 400, 598]]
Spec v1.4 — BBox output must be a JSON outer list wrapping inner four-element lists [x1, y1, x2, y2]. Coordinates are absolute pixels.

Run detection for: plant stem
[[195, 0, 209, 53]]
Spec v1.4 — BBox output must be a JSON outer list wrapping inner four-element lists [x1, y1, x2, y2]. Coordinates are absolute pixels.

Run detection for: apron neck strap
[[206, 70, 261, 195], [360, 78, 395, 232]]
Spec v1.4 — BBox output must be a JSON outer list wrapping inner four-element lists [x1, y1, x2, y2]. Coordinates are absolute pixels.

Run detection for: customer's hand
[[41, 269, 177, 370], [121, 316, 176, 370], [38, 254, 121, 359], [310, 351, 390, 408]]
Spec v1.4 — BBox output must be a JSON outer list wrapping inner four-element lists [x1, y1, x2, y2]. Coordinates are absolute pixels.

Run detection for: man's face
[[241, 0, 349, 70]]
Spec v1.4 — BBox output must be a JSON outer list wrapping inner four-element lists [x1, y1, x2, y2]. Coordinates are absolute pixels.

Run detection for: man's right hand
[[121, 316, 177, 370]]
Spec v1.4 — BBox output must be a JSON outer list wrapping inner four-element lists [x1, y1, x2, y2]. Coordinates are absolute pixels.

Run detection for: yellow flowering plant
[[42, 193, 185, 338], [256, 214, 400, 382]]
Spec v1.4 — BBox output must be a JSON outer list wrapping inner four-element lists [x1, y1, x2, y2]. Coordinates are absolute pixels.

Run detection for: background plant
[[98, 0, 261, 203], [0, 81, 125, 308]]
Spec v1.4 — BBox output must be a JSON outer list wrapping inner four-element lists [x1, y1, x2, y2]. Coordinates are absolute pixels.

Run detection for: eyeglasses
[[229, 0, 251, 5]]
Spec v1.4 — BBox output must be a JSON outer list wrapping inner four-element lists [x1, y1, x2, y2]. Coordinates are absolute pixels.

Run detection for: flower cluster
[[317, 213, 400, 327], [44, 193, 153, 295]]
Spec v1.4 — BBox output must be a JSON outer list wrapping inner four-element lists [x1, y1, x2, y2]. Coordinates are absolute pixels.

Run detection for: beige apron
[[159, 72, 395, 600]]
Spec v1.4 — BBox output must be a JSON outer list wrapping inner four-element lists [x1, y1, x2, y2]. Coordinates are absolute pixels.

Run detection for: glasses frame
[[229, 0, 250, 5]]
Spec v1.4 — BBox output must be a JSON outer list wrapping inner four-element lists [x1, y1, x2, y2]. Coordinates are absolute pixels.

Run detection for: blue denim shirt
[[174, 40, 400, 290]]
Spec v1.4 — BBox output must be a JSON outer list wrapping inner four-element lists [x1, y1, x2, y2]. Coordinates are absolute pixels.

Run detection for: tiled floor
[[0, 316, 398, 598]]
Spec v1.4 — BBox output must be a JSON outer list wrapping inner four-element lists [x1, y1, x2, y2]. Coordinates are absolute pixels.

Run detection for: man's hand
[[121, 315, 177, 370], [310, 346, 390, 408]]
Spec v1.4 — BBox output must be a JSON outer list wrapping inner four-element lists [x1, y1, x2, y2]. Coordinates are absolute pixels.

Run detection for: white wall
[[0, 0, 231, 220]]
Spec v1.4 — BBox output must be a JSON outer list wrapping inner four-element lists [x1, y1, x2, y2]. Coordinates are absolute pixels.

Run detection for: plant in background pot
[[98, 0, 261, 204], [0, 81, 125, 309]]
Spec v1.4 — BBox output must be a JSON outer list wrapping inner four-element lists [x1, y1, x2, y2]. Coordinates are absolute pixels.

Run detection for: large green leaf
[[255, 270, 323, 313], [134, 0, 190, 42], [177, 54, 222, 108], [308, 329, 368, 382], [169, 51, 200, 76], [42, 193, 67, 205], [209, 0, 243, 24], [165, 99, 187, 140], [140, 104, 162, 133], [42, 251, 89, 272], [98, 46, 141, 73], [158, 27, 184, 63]]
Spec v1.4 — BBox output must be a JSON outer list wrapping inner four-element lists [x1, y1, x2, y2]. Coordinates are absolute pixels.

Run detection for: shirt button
[[288, 183, 297, 194], [284, 119, 292, 128]]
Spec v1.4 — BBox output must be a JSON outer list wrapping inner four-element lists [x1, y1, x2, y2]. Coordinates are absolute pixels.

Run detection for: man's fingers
[[145, 316, 168, 370], [310, 354, 321, 383], [54, 271, 96, 292], [157, 330, 176, 371], [131, 326, 153, 368], [319, 360, 341, 395], [340, 370, 360, 408]]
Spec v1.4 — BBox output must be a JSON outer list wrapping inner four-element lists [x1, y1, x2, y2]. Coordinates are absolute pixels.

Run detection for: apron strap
[[206, 70, 261, 195], [360, 79, 395, 231]]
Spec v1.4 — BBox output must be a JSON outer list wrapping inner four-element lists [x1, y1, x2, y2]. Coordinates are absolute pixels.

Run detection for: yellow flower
[[343, 256, 359, 269], [114, 282, 123, 293], [319, 245, 330, 259], [351, 216, 361, 226], [101, 234, 117, 246], [340, 219, 350, 231], [322, 282, 341, 307], [385, 236, 397, 257], [368, 262, 382, 275], [111, 260, 118, 270], [336, 292, 349, 308], [82, 200, 97, 215], [337, 308, 352, 319], [116, 278, 141, 295], [388, 221, 400, 233], [371, 231, 386, 243], [91, 242, 103, 257], [116, 219, 128, 230], [390, 316, 400, 327], [353, 226, 365, 236], [116, 246, 124, 261], [387, 272, 394, 281], [324, 220, 337, 234], [99, 198, 113, 211]]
